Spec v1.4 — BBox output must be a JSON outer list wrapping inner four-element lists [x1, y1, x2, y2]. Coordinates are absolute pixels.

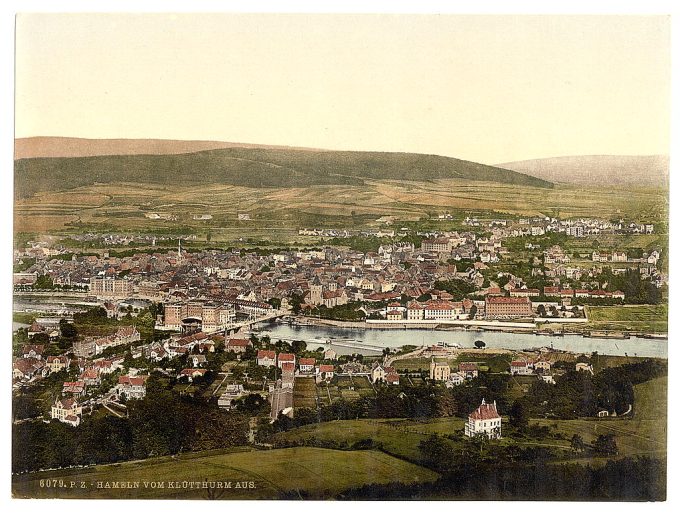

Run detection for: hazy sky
[[15, 13, 670, 163]]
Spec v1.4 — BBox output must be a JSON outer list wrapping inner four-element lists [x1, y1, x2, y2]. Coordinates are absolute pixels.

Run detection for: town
[[12, 209, 667, 490]]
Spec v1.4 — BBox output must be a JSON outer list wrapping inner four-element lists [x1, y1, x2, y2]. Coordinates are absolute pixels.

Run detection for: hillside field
[[14, 178, 667, 239], [534, 376, 667, 462], [11, 446, 437, 499], [275, 376, 667, 466]]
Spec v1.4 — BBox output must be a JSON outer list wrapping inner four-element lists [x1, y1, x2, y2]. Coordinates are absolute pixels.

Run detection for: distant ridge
[[14, 140, 553, 199], [497, 155, 669, 188], [14, 136, 324, 159]]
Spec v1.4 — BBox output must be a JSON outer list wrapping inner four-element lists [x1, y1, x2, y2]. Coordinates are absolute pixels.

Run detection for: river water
[[256, 322, 667, 358]]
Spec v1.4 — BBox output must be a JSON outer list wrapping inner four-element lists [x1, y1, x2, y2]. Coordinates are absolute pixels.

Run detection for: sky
[[15, 13, 670, 164]]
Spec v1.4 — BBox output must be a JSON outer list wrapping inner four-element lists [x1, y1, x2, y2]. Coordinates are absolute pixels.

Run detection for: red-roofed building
[[178, 368, 207, 382], [510, 360, 532, 375], [62, 381, 86, 397], [612, 290, 625, 300], [423, 300, 463, 320], [386, 310, 404, 321], [79, 368, 101, 387], [406, 301, 425, 320], [22, 344, 45, 360], [13, 357, 44, 381], [277, 353, 296, 368], [485, 296, 532, 319], [299, 358, 316, 373], [117, 374, 149, 399], [257, 350, 277, 367], [458, 362, 479, 379], [226, 338, 252, 354], [45, 355, 71, 375], [317, 364, 335, 381], [385, 371, 400, 385], [509, 288, 540, 297], [465, 399, 501, 439], [281, 362, 296, 377]]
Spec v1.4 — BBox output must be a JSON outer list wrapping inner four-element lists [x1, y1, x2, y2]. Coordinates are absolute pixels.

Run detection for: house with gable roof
[[51, 397, 83, 426], [465, 398, 502, 439]]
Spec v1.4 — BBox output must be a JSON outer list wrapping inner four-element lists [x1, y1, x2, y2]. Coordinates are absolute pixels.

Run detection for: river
[[256, 321, 667, 358]]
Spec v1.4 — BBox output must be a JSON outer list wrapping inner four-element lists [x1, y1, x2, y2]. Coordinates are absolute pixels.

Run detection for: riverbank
[[258, 320, 667, 359], [282, 316, 667, 340]]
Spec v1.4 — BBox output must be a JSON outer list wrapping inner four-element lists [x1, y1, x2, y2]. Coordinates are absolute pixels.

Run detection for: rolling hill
[[14, 145, 553, 199], [14, 136, 322, 159], [497, 155, 669, 188]]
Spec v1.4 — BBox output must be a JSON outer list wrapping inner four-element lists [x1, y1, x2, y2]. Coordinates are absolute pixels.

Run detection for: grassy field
[[391, 352, 514, 373], [275, 418, 441, 461], [11, 446, 437, 500], [535, 376, 667, 463], [14, 178, 667, 240], [586, 304, 668, 333], [277, 375, 666, 467]]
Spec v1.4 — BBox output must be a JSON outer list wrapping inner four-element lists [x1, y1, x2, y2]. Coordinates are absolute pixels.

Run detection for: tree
[[570, 434, 585, 453], [509, 399, 529, 431], [291, 340, 307, 355], [31, 332, 50, 345], [436, 389, 457, 417], [537, 304, 547, 317], [470, 432, 490, 457], [593, 434, 618, 456], [34, 274, 54, 289], [474, 340, 486, 349], [59, 319, 78, 339], [468, 304, 478, 318], [418, 434, 455, 471], [234, 393, 268, 414]]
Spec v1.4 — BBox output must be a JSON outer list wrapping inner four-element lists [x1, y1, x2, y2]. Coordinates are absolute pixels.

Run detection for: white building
[[429, 358, 451, 381], [51, 397, 83, 426], [464, 399, 502, 439]]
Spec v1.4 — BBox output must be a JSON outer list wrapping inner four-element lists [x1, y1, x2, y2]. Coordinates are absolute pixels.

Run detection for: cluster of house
[[509, 358, 594, 384], [256, 349, 337, 383], [509, 358, 555, 383], [143, 331, 221, 362], [369, 362, 401, 385], [13, 344, 50, 382], [463, 215, 654, 238], [384, 298, 477, 321], [60, 356, 126, 397], [73, 326, 141, 358], [26, 319, 62, 340], [51, 358, 149, 427], [428, 358, 480, 387], [541, 287, 625, 300], [13, 224, 666, 332]]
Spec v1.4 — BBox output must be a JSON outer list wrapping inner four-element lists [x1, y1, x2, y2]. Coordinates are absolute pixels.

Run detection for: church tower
[[309, 276, 323, 305]]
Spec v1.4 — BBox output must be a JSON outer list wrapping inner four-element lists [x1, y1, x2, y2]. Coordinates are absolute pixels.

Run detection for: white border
[[2, 2, 677, 513]]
